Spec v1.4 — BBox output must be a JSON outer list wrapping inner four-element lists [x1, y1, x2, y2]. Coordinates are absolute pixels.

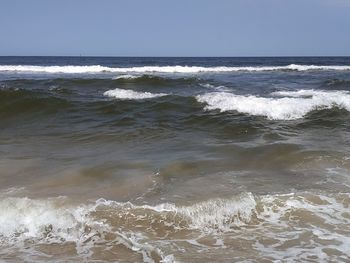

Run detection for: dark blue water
[[1, 56, 350, 66]]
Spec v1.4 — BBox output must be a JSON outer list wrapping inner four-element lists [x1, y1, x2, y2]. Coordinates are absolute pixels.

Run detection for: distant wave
[[1, 64, 350, 73], [104, 88, 168, 100], [196, 89, 350, 120], [324, 78, 350, 87], [112, 74, 140, 80], [112, 74, 201, 85]]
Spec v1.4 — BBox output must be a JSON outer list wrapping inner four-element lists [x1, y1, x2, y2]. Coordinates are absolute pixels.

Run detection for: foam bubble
[[1, 64, 350, 74], [196, 89, 350, 120], [254, 193, 350, 261], [103, 88, 167, 100]]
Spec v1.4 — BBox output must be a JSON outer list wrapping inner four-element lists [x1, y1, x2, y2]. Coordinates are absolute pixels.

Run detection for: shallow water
[[0, 57, 350, 262]]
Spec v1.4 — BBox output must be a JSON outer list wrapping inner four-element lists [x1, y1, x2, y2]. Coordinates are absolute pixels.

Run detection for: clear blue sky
[[1, 0, 349, 56]]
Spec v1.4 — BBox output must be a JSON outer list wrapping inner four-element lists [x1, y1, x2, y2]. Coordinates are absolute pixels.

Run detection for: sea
[[0, 56, 350, 262]]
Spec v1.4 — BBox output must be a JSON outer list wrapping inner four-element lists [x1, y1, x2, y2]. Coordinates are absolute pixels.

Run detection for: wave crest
[[103, 88, 168, 100], [1, 64, 350, 74], [1, 191, 350, 261], [100, 192, 257, 233], [196, 89, 350, 120]]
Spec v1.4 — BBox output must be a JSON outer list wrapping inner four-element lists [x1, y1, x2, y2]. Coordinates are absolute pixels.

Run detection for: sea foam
[[103, 88, 167, 100], [114, 192, 257, 232], [1, 192, 349, 238], [1, 192, 349, 262], [112, 74, 140, 80], [0, 196, 172, 262], [196, 89, 350, 120], [0, 197, 100, 242], [1, 64, 350, 74]]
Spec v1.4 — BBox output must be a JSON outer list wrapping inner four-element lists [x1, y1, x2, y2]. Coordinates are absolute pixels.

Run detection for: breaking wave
[[1, 191, 349, 261], [1, 64, 350, 74], [112, 74, 140, 80], [103, 88, 168, 100], [0, 196, 173, 262], [112, 74, 201, 86], [196, 89, 350, 120]]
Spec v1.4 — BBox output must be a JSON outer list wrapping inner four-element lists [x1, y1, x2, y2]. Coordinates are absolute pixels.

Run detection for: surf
[[196, 89, 350, 120], [1, 64, 350, 74]]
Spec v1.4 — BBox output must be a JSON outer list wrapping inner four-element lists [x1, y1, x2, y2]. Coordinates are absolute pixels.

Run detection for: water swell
[[0, 88, 71, 116], [2, 86, 350, 122], [324, 78, 350, 88], [112, 74, 201, 85]]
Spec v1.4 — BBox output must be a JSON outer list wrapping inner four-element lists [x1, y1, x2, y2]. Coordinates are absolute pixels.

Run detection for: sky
[[0, 0, 349, 56]]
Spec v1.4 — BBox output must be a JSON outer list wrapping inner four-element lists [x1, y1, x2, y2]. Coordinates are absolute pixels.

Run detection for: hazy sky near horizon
[[1, 0, 349, 56]]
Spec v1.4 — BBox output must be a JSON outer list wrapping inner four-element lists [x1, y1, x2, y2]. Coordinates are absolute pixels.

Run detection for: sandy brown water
[[1, 57, 350, 262]]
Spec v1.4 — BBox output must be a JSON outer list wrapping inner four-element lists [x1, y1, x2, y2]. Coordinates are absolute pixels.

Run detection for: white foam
[[112, 74, 140, 80], [1, 64, 350, 74], [272, 89, 341, 97], [196, 89, 350, 120], [0, 192, 349, 261], [199, 83, 217, 89], [103, 88, 167, 100], [114, 231, 174, 263], [254, 193, 350, 261], [175, 193, 256, 231], [97, 192, 257, 233], [0, 197, 100, 242], [200, 83, 231, 92], [0, 196, 173, 262]]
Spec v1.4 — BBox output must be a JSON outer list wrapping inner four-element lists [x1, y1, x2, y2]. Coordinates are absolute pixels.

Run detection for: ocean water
[[0, 56, 350, 262]]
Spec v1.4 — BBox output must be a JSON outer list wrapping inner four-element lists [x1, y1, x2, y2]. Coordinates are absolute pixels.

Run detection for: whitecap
[[1, 64, 350, 74], [112, 74, 140, 80], [196, 89, 350, 120], [103, 88, 167, 100]]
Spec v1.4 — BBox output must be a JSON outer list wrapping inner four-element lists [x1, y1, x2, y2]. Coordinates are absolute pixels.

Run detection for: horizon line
[[1, 55, 350, 58]]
